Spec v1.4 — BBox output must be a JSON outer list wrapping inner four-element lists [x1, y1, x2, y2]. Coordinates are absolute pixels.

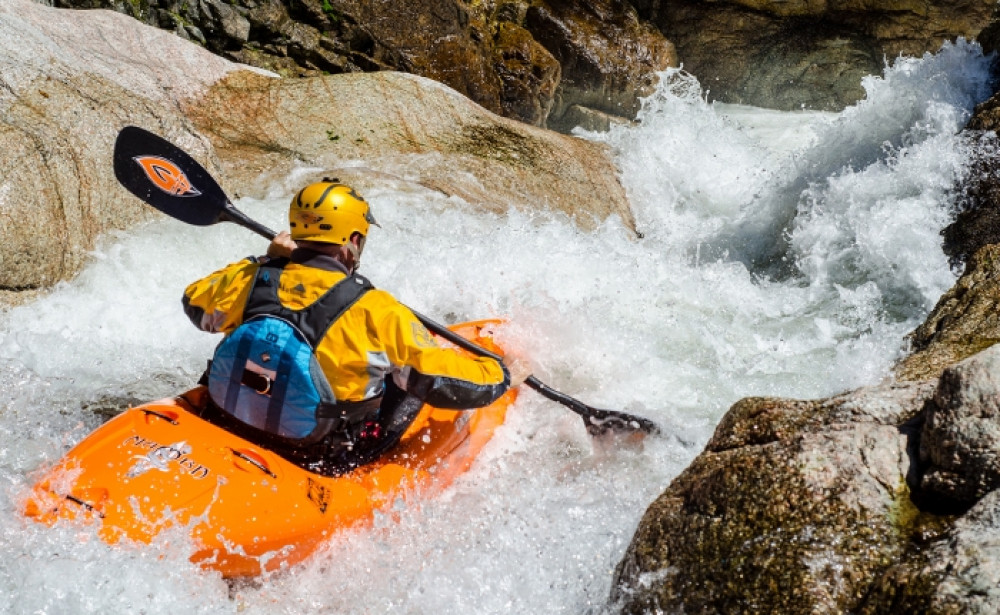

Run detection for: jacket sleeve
[[181, 258, 259, 334], [376, 298, 510, 410]]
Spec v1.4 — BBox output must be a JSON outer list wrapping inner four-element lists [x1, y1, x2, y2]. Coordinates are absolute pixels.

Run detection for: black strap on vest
[[244, 258, 374, 349]]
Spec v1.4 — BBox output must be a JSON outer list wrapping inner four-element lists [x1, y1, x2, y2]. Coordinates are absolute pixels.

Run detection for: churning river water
[[0, 40, 994, 614]]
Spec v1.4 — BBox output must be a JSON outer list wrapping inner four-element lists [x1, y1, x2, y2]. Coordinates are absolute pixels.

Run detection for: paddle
[[113, 125, 661, 437]]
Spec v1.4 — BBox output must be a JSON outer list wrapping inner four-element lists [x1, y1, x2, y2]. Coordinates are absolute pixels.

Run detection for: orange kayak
[[23, 320, 515, 577]]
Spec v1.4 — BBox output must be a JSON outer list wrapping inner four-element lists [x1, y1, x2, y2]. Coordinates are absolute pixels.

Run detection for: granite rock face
[[612, 382, 932, 614], [0, 0, 235, 289], [185, 70, 636, 231]]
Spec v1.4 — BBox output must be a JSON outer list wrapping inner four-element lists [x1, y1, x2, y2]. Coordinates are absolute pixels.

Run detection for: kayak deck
[[23, 320, 514, 577]]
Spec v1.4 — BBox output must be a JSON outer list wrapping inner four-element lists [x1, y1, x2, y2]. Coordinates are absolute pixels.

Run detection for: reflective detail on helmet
[[289, 181, 379, 245]]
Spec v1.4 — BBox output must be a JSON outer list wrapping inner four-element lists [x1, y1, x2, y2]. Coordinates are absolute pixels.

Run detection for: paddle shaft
[[221, 205, 276, 240], [412, 315, 589, 411]]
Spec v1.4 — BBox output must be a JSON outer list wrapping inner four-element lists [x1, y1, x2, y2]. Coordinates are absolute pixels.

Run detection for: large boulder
[[611, 382, 934, 614], [612, 341, 1000, 613], [0, 0, 634, 291], [0, 0, 235, 289], [185, 70, 635, 229], [637, 0, 997, 111]]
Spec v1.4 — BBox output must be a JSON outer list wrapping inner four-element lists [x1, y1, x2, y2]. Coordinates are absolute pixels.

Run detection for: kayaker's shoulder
[[355, 285, 402, 306]]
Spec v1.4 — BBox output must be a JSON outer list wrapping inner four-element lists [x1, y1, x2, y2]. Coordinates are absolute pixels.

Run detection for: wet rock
[[639, 0, 996, 111], [920, 345, 1000, 508], [523, 0, 676, 131], [612, 381, 934, 614], [941, 99, 1000, 268], [491, 21, 561, 127], [897, 244, 1000, 383]]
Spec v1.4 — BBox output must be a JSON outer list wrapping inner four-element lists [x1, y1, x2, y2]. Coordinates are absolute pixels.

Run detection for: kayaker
[[182, 179, 527, 474]]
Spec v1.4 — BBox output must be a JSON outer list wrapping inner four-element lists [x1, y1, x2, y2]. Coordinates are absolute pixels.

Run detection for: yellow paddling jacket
[[182, 252, 510, 411]]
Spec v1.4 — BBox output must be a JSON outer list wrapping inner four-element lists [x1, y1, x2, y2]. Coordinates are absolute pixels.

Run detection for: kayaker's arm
[[378, 301, 511, 409], [182, 258, 259, 334]]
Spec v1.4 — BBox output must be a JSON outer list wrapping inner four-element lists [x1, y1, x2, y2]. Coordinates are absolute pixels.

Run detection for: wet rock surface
[[612, 383, 932, 614], [942, 96, 1000, 268]]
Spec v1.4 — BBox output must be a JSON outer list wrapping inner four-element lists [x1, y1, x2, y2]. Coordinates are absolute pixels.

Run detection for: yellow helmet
[[288, 180, 378, 244]]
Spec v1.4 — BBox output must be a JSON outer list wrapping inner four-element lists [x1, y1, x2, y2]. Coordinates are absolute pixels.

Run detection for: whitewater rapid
[[0, 40, 993, 614]]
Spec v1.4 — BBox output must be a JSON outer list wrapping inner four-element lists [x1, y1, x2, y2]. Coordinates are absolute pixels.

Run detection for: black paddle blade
[[581, 407, 662, 438], [113, 126, 229, 225]]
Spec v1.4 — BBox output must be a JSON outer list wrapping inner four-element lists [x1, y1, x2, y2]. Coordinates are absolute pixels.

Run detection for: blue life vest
[[207, 259, 373, 442]]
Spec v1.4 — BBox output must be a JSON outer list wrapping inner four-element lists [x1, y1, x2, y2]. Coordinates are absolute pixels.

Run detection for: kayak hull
[[23, 320, 514, 577]]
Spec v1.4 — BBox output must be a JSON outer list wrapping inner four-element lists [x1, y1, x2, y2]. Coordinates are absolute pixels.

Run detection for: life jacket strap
[[241, 369, 272, 395]]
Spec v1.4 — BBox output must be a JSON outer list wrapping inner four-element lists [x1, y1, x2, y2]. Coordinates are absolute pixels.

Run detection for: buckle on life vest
[[359, 421, 382, 440], [241, 369, 272, 395]]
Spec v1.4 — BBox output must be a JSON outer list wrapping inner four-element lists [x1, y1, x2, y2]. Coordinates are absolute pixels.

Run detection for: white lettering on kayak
[[122, 435, 211, 480]]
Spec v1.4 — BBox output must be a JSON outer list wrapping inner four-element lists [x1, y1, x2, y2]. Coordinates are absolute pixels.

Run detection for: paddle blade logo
[[133, 156, 202, 197]]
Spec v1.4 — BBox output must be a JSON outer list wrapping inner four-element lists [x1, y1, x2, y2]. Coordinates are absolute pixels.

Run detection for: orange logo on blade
[[133, 156, 202, 197]]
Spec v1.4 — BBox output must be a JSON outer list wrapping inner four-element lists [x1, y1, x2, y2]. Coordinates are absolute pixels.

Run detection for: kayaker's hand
[[267, 231, 298, 259], [504, 355, 532, 388]]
